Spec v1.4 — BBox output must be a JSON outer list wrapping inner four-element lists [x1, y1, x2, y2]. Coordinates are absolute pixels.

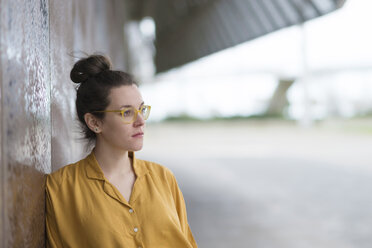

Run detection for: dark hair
[[70, 54, 137, 144]]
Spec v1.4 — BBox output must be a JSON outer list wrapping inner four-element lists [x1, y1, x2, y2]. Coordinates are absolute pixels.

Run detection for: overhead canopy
[[127, 0, 347, 73]]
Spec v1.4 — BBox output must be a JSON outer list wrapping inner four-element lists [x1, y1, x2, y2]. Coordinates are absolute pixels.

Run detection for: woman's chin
[[130, 143, 143, 152]]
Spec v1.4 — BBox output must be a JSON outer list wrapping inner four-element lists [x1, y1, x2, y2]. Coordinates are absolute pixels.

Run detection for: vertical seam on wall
[[45, 0, 51, 244], [48, 0, 52, 174], [46, 0, 51, 244], [0, 2, 4, 245]]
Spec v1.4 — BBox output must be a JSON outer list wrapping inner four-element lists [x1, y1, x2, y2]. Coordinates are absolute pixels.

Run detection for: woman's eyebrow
[[120, 101, 144, 108]]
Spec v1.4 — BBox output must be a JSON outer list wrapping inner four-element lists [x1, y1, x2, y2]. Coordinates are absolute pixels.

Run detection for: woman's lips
[[132, 132, 144, 138]]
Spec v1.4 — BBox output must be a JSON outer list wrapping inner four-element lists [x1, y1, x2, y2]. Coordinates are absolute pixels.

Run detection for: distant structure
[[126, 0, 346, 73]]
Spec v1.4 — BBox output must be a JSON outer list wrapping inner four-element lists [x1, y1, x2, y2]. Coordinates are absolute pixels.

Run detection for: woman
[[46, 54, 197, 247]]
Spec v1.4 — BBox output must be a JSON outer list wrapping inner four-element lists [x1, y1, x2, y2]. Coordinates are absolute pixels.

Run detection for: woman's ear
[[84, 113, 102, 133]]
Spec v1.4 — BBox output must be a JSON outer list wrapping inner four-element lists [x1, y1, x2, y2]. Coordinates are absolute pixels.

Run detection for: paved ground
[[137, 119, 372, 248]]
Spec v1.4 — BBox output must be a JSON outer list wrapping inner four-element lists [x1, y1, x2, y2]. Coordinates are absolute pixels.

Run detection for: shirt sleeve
[[168, 171, 198, 248], [45, 175, 64, 248]]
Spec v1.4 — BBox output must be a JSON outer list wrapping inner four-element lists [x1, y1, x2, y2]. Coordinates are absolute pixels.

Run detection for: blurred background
[[133, 0, 372, 247], [1, 0, 371, 247]]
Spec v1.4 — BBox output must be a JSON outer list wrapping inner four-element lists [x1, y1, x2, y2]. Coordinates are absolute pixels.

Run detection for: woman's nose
[[134, 112, 145, 126]]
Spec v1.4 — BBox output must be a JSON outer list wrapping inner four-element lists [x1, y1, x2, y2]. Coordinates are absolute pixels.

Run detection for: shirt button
[[134, 227, 138, 232], [129, 208, 134, 213]]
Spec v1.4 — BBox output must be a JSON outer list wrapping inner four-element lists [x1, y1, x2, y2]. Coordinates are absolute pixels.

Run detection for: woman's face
[[98, 84, 146, 152]]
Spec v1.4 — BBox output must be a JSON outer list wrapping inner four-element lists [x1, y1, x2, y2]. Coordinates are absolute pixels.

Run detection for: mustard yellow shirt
[[46, 151, 197, 248]]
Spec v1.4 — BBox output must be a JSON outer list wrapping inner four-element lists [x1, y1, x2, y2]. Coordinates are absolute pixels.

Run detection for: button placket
[[127, 206, 140, 236]]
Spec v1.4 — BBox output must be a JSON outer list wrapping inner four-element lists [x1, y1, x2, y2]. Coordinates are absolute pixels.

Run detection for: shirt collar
[[85, 150, 148, 180]]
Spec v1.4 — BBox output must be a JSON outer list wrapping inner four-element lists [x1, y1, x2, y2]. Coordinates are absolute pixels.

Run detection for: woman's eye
[[123, 110, 133, 116]]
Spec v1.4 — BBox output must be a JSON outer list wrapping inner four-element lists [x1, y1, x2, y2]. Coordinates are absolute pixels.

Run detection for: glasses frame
[[93, 105, 151, 124]]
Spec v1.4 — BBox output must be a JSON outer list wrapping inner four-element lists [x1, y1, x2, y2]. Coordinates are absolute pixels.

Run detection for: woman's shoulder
[[46, 156, 89, 191], [136, 158, 175, 179], [136, 158, 181, 196]]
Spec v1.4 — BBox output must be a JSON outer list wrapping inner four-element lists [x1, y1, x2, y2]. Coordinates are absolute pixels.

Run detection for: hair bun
[[70, 54, 112, 84]]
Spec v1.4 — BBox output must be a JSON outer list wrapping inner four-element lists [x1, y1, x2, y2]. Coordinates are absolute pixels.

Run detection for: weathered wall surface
[[50, 0, 127, 170], [0, 1, 51, 247], [0, 0, 128, 247]]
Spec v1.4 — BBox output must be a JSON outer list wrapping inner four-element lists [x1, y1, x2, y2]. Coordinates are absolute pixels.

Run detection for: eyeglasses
[[93, 105, 151, 124]]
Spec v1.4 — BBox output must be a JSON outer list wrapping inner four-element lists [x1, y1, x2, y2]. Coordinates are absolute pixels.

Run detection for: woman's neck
[[93, 140, 133, 178]]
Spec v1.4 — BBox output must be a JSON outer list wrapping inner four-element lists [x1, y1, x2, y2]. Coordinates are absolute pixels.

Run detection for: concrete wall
[[0, 0, 128, 247]]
